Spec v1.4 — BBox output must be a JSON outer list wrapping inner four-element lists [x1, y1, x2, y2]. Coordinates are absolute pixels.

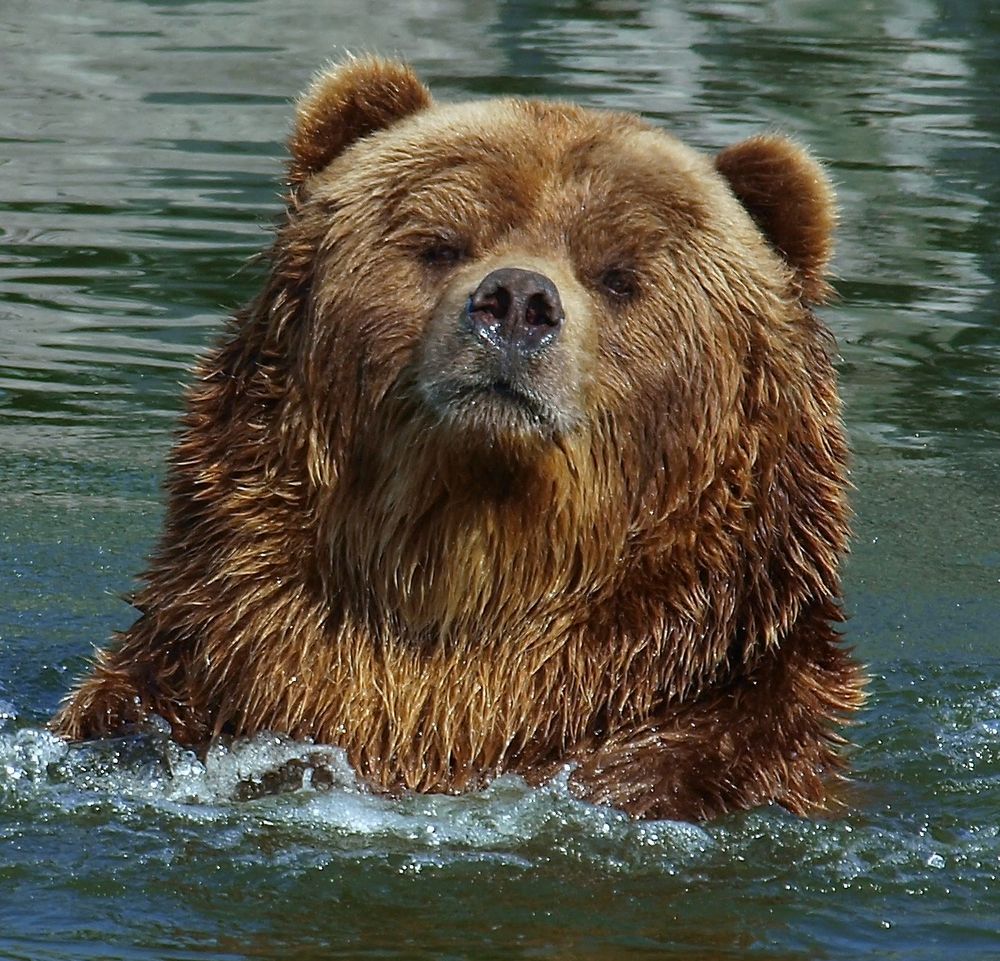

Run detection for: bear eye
[[420, 240, 466, 267], [599, 267, 638, 300]]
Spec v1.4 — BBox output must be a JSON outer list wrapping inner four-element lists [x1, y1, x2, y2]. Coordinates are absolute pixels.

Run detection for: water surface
[[2, 1, 998, 958]]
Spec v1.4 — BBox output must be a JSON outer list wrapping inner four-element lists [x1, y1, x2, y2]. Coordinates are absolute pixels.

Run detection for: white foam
[[1, 684, 995, 884], [0, 725, 712, 870]]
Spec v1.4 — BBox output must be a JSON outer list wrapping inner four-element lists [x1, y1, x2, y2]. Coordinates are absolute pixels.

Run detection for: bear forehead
[[318, 99, 733, 235]]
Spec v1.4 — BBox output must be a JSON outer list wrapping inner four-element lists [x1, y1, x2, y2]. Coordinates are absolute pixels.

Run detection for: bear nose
[[466, 267, 564, 355]]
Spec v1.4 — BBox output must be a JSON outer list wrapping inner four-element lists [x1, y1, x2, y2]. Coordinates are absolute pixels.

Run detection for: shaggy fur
[[52, 58, 865, 821]]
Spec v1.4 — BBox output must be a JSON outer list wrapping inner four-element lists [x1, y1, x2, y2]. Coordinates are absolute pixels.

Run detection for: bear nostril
[[471, 284, 511, 321], [524, 291, 557, 327]]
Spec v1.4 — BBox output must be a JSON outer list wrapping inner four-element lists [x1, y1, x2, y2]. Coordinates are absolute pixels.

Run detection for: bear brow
[[385, 160, 542, 237], [563, 130, 712, 226]]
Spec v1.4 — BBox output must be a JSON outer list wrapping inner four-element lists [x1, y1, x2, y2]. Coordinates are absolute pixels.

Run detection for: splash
[[0, 722, 712, 871], [1, 668, 998, 888]]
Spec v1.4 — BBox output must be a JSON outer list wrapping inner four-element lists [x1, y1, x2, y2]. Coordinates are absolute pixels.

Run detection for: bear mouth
[[484, 379, 544, 415], [420, 375, 563, 434], [457, 378, 551, 423]]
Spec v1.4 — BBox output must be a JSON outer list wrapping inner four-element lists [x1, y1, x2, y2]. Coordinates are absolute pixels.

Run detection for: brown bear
[[52, 57, 866, 821]]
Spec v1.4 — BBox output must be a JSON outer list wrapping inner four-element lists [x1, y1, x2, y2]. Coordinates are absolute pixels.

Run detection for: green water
[[2, 1, 998, 958]]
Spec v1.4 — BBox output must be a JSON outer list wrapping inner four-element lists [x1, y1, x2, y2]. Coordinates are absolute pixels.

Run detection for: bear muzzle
[[455, 266, 570, 425], [414, 258, 590, 439]]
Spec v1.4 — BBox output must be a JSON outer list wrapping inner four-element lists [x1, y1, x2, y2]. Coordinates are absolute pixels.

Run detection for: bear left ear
[[715, 135, 836, 304], [288, 57, 432, 188]]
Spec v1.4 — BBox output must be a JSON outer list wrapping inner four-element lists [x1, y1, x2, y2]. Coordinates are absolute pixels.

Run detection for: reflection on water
[[1, 1, 998, 959], [3, 1, 997, 460]]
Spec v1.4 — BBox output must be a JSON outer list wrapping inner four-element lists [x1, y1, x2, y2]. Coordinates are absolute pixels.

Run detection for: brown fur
[[52, 58, 865, 820]]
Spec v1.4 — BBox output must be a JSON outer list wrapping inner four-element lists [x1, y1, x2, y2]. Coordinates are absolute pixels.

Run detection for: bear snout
[[466, 267, 564, 356], [416, 256, 591, 439]]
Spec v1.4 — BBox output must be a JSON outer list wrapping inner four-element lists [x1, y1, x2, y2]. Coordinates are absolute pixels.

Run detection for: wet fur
[[53, 59, 865, 820]]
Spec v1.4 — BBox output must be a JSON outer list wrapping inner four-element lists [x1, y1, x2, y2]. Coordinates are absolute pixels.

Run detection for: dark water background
[[2, 1, 998, 958]]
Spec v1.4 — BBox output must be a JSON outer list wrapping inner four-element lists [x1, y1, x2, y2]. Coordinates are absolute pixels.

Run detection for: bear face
[[52, 58, 863, 820], [319, 104, 736, 450]]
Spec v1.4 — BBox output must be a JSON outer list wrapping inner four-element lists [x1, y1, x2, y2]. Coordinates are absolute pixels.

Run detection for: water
[[1, 0, 998, 957]]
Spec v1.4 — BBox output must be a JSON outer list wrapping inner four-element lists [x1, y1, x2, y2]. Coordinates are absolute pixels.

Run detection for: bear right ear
[[288, 57, 432, 188]]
